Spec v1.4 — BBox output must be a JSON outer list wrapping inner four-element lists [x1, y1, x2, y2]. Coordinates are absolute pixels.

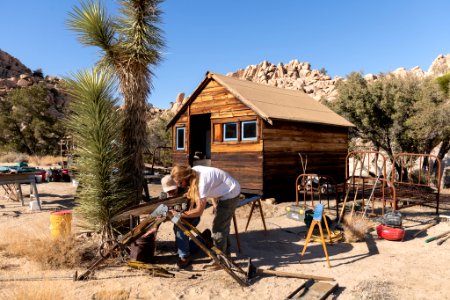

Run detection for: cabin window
[[241, 120, 257, 140], [223, 122, 238, 141], [176, 127, 185, 150]]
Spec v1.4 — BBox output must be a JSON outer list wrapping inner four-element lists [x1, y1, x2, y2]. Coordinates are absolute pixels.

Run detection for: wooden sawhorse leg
[[299, 212, 332, 268], [244, 199, 267, 232], [233, 198, 267, 253]]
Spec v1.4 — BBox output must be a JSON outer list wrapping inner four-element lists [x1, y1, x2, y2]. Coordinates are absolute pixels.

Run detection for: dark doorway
[[189, 114, 211, 166]]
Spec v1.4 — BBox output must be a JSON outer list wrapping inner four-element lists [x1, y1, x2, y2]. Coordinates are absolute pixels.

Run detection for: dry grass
[[28, 155, 62, 166], [343, 215, 374, 243], [5, 234, 97, 269], [0, 152, 61, 166], [350, 279, 398, 300], [1, 282, 67, 300], [0, 152, 29, 163], [93, 289, 130, 300]]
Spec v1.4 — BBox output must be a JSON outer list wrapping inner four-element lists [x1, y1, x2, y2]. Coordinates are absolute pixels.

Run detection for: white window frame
[[176, 127, 185, 150], [223, 122, 238, 141], [241, 120, 257, 141]]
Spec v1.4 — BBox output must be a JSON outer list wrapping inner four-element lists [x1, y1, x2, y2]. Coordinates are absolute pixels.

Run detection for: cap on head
[[161, 175, 177, 193]]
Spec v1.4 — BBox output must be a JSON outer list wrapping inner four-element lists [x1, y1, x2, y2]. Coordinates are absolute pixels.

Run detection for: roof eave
[[166, 72, 213, 129]]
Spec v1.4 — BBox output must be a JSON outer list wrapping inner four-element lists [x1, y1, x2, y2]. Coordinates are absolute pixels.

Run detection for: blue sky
[[2, 1, 450, 108]]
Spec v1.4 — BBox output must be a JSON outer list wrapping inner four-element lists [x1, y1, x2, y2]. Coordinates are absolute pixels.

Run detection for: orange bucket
[[50, 210, 72, 239]]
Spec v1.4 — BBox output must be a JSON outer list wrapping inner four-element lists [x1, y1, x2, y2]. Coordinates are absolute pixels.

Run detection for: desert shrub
[[5, 235, 96, 269], [343, 215, 374, 243]]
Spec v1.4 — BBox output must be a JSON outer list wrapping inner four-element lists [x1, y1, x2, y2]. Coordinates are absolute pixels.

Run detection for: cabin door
[[189, 114, 211, 166]]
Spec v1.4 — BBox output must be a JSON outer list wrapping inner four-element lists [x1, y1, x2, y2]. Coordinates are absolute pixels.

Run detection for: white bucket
[[29, 200, 40, 211], [72, 179, 79, 188], [35, 175, 43, 183]]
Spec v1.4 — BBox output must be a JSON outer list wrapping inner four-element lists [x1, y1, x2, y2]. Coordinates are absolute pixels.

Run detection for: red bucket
[[377, 224, 405, 241]]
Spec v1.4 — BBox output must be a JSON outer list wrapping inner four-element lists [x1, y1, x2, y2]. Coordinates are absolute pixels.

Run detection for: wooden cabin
[[167, 72, 354, 200]]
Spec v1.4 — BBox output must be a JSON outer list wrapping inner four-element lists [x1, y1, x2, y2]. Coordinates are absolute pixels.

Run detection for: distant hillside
[[0, 49, 165, 121], [0, 49, 31, 78], [0, 49, 68, 119]]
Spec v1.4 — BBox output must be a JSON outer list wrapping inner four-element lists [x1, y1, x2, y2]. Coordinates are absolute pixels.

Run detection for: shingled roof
[[167, 71, 354, 128]]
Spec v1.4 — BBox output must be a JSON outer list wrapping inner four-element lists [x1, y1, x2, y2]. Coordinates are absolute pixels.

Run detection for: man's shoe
[[201, 229, 213, 247], [176, 256, 192, 269]]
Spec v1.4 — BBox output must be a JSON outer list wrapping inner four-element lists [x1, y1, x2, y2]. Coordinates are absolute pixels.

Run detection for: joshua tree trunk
[[119, 69, 150, 204]]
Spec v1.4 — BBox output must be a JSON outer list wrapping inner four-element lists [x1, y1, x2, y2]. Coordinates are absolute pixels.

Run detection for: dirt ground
[[1, 182, 450, 300]]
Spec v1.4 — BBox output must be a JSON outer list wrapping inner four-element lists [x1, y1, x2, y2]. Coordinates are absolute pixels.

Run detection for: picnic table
[[0, 173, 41, 210]]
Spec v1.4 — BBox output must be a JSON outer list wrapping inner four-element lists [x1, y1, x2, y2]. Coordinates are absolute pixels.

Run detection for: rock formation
[[0, 50, 73, 119], [227, 59, 341, 101], [171, 54, 450, 110]]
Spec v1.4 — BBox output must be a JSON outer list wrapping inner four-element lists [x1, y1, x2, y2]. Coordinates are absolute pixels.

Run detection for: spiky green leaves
[[66, 68, 129, 239], [67, 0, 115, 50]]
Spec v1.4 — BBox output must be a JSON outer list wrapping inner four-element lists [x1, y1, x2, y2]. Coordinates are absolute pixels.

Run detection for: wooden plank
[[191, 103, 250, 115], [297, 281, 338, 300], [213, 123, 223, 142], [263, 133, 348, 142], [211, 109, 258, 122], [264, 143, 347, 152], [212, 141, 262, 153], [211, 152, 263, 192], [173, 152, 188, 166]]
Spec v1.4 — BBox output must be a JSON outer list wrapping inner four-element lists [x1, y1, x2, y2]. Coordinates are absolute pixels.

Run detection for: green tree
[[435, 72, 450, 96], [67, 0, 165, 205], [332, 72, 449, 163], [66, 68, 129, 240], [147, 110, 173, 166], [0, 84, 65, 155]]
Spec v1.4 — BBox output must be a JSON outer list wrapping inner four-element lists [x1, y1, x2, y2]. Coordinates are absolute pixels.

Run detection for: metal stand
[[299, 204, 332, 268]]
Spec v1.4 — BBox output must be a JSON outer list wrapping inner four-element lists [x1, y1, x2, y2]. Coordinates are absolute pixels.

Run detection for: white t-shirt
[[192, 166, 240, 201]]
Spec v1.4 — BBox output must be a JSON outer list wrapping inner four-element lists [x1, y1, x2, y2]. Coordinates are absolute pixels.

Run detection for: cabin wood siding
[[172, 79, 264, 194], [211, 152, 263, 194], [262, 120, 348, 200], [170, 77, 350, 200], [190, 80, 255, 116]]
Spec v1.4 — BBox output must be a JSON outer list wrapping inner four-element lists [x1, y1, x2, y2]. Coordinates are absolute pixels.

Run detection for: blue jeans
[[173, 217, 200, 258]]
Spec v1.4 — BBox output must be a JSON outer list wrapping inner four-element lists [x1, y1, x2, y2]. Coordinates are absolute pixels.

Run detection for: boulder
[[17, 78, 32, 87]]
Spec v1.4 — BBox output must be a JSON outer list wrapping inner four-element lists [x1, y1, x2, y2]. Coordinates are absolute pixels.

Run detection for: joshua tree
[[68, 0, 165, 205], [66, 68, 129, 240]]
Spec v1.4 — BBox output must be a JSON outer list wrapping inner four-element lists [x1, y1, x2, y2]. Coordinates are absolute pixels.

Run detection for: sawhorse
[[232, 195, 267, 252], [0, 174, 41, 209], [299, 203, 332, 268]]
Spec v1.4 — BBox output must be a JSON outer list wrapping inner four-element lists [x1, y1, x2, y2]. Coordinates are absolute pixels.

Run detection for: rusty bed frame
[[295, 151, 443, 216], [344, 151, 442, 215]]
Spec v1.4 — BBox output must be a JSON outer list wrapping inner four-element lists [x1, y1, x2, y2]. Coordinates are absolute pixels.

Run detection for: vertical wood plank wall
[[262, 120, 349, 200], [173, 79, 264, 194]]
